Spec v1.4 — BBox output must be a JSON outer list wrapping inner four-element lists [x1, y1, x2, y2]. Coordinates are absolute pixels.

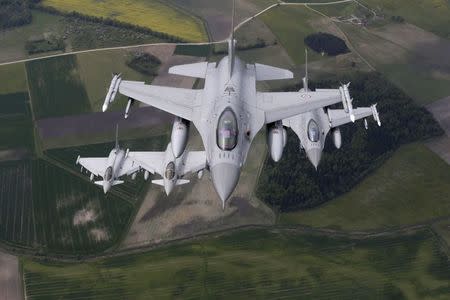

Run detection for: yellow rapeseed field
[[41, 0, 208, 42]]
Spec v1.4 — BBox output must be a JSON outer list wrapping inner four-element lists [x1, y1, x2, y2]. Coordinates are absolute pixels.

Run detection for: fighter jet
[[76, 126, 140, 193], [101, 1, 364, 205], [282, 50, 381, 168], [128, 143, 206, 196]]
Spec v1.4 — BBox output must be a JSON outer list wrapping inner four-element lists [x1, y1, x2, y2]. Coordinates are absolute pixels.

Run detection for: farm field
[[40, 0, 207, 42], [0, 161, 34, 247], [0, 11, 64, 63], [281, 143, 450, 231], [169, 0, 276, 41], [337, 22, 450, 105], [0, 158, 135, 253], [360, 0, 450, 39], [22, 228, 450, 299], [31, 159, 133, 253], [76, 49, 154, 110], [0, 64, 27, 95], [433, 219, 450, 248], [26, 55, 91, 119], [0, 92, 34, 152], [259, 5, 335, 65]]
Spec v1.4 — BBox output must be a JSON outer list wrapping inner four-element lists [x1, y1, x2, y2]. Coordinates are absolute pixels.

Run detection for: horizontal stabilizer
[[151, 179, 165, 186], [94, 180, 124, 186], [254, 63, 293, 81], [176, 179, 190, 186], [169, 62, 208, 78]]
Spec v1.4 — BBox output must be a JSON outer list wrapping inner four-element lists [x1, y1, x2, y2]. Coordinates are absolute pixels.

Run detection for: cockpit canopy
[[104, 166, 113, 181], [165, 161, 175, 180], [217, 108, 238, 151], [307, 119, 320, 142]]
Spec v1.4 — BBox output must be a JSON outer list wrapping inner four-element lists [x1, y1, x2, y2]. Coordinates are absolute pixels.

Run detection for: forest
[[126, 52, 161, 76], [256, 72, 443, 212], [304, 32, 349, 56], [0, 0, 40, 29]]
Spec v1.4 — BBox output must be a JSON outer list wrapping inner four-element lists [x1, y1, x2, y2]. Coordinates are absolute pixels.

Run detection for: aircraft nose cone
[[306, 148, 322, 170], [211, 163, 240, 205], [164, 181, 174, 196], [103, 182, 111, 194]]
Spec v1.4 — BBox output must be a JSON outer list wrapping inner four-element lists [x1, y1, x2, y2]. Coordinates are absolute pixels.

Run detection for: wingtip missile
[[102, 74, 122, 112], [76, 155, 80, 164], [371, 104, 381, 126], [124, 98, 135, 119]]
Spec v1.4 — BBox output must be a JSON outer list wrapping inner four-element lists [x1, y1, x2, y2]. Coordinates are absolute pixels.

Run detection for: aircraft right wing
[[117, 80, 202, 121], [76, 157, 107, 177], [328, 105, 381, 128], [127, 152, 166, 176], [256, 89, 342, 124], [180, 151, 207, 176]]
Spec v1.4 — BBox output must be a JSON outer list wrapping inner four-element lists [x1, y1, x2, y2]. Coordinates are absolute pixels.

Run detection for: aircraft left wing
[[180, 151, 207, 176], [127, 152, 166, 176], [77, 157, 107, 177], [118, 80, 202, 121], [328, 105, 381, 128], [118, 157, 141, 177], [257, 89, 342, 124]]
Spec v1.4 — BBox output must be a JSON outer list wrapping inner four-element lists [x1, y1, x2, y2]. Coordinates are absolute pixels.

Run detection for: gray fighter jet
[[76, 126, 140, 193], [282, 51, 381, 169], [128, 143, 206, 196], [102, 2, 366, 205]]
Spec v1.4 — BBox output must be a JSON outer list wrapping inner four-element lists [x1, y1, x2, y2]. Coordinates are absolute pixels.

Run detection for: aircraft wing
[[180, 151, 207, 176], [118, 157, 141, 177], [257, 89, 342, 124], [77, 157, 107, 177], [328, 105, 381, 128], [118, 80, 201, 121], [127, 152, 166, 176]]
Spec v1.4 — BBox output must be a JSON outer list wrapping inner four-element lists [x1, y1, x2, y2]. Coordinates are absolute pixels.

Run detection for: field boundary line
[[3, 216, 450, 263], [0, 41, 226, 67], [304, 4, 376, 71]]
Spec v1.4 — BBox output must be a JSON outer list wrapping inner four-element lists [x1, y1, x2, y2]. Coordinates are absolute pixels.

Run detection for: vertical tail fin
[[302, 48, 309, 92], [228, 0, 236, 78], [115, 124, 119, 150]]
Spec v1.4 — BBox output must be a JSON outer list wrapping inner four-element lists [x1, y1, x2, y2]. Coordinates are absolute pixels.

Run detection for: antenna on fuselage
[[303, 48, 309, 92], [228, 0, 236, 78]]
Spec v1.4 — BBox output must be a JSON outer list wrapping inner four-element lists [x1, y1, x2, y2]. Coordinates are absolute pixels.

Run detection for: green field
[[360, 0, 450, 39], [22, 228, 450, 299], [0, 10, 64, 63], [433, 219, 450, 248], [0, 158, 135, 253], [26, 55, 91, 119], [281, 143, 450, 230], [259, 6, 327, 65], [76, 50, 149, 111], [40, 0, 207, 42], [0, 161, 34, 247], [0, 64, 27, 94], [0, 92, 34, 151], [337, 23, 450, 105]]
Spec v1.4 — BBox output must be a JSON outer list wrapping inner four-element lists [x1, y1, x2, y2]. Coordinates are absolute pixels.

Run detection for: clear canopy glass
[[217, 108, 238, 151]]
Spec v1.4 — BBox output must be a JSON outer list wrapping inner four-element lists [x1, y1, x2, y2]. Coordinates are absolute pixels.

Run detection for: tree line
[[256, 72, 443, 212], [33, 5, 186, 43], [0, 0, 40, 29]]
